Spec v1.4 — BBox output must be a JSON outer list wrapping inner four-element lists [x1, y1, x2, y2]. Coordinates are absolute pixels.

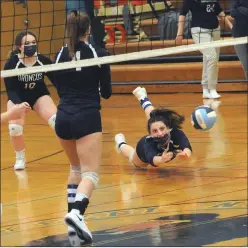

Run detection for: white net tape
[[1, 36, 247, 78]]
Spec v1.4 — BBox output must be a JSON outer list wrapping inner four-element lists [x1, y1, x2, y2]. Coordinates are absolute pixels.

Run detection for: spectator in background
[[176, 0, 232, 99], [66, 0, 86, 15], [230, 0, 248, 79], [65, 0, 94, 19]]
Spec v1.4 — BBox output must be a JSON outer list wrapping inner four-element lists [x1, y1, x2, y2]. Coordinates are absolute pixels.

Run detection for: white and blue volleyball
[[191, 106, 216, 131]]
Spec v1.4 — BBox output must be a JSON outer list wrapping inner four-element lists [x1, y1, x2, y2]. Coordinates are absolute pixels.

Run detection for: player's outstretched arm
[[152, 151, 174, 166], [176, 148, 192, 159]]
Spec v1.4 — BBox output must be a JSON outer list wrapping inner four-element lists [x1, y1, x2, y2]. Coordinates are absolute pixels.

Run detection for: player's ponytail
[[66, 10, 91, 58], [7, 49, 20, 59]]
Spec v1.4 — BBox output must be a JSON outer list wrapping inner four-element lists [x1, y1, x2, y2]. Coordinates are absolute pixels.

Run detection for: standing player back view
[[54, 11, 112, 245], [176, 0, 232, 99]]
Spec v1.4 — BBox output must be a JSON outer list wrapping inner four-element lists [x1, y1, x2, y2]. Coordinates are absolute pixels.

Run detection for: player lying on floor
[[115, 86, 192, 168]]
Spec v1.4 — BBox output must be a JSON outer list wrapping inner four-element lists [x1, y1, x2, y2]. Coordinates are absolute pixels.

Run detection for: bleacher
[[94, 0, 246, 93]]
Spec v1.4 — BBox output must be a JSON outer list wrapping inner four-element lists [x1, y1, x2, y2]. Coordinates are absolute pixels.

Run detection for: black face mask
[[153, 129, 172, 149], [24, 44, 37, 57]]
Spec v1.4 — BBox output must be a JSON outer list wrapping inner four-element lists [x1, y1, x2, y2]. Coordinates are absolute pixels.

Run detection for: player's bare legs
[[33, 95, 57, 129], [64, 132, 102, 244], [132, 86, 155, 119], [115, 133, 148, 169], [58, 139, 81, 207], [7, 100, 26, 170], [114, 86, 157, 169]]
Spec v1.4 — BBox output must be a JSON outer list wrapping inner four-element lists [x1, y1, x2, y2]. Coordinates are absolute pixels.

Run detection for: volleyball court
[[0, 0, 247, 247]]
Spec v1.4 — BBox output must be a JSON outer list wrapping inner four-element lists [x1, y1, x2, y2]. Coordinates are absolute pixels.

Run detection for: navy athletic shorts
[[55, 108, 102, 140]]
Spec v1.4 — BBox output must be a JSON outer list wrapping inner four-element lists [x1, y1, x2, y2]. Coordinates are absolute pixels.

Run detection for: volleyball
[[191, 106, 217, 131]]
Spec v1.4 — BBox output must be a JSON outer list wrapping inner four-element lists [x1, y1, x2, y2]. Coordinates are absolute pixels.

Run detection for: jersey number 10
[[25, 82, 36, 89]]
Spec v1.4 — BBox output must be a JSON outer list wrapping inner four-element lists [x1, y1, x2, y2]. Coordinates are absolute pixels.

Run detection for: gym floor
[[1, 87, 247, 247]]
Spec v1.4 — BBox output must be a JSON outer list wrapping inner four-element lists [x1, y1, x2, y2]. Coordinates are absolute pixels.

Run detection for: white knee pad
[[9, 124, 23, 136], [70, 165, 81, 173], [48, 114, 56, 129], [81, 172, 99, 188]]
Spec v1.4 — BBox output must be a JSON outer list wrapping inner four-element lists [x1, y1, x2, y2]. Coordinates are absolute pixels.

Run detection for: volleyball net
[[1, 0, 247, 80], [1, 37, 248, 78]]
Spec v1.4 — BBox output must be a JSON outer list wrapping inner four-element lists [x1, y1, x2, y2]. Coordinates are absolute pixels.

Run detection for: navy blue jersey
[[136, 128, 192, 166], [54, 41, 112, 114], [4, 54, 54, 107], [180, 0, 223, 29]]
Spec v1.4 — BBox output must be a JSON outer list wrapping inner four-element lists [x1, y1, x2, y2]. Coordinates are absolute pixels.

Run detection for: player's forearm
[[177, 15, 186, 36], [218, 11, 233, 29], [100, 65, 112, 99], [183, 148, 192, 158], [153, 155, 170, 166]]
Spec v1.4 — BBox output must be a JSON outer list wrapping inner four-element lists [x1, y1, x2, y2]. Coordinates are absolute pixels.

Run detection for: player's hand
[[176, 35, 183, 45], [8, 102, 31, 120], [21, 102, 31, 113], [162, 151, 173, 162], [176, 150, 189, 159]]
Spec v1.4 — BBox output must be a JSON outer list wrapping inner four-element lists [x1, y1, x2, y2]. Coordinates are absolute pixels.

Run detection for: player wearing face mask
[[23, 41, 37, 57], [3, 31, 57, 171], [115, 87, 192, 169]]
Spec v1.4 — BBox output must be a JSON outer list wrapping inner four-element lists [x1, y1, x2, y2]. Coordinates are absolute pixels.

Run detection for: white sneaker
[[210, 89, 221, 99], [115, 133, 126, 153], [132, 86, 147, 101], [68, 226, 81, 247], [14, 158, 26, 170], [64, 210, 92, 244], [202, 89, 211, 99]]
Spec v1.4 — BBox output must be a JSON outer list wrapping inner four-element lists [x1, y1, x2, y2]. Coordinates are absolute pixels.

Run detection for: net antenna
[[1, 37, 247, 78]]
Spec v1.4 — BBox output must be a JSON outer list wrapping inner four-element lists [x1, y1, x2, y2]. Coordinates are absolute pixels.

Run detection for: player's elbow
[[101, 90, 112, 99], [100, 84, 112, 99], [102, 94, 111, 99]]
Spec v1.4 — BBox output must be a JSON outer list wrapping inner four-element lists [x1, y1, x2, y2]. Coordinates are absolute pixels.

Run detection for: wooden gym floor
[[1, 87, 247, 247]]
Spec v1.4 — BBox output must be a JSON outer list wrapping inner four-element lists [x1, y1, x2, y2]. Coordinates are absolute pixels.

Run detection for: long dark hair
[[66, 10, 91, 57], [8, 30, 37, 58], [147, 108, 185, 133]]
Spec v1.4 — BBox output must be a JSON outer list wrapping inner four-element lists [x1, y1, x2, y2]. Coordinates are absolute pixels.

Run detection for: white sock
[[15, 150, 25, 159], [75, 192, 88, 202]]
